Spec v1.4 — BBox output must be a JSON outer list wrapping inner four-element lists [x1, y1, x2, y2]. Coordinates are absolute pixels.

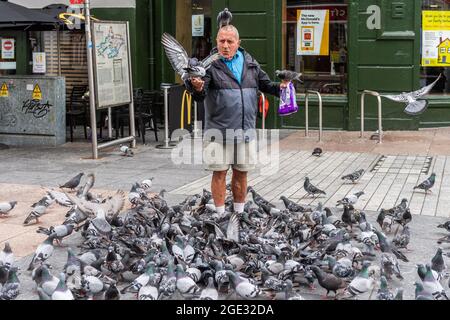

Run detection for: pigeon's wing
[[404, 100, 428, 115], [101, 190, 125, 220], [201, 53, 220, 70], [226, 213, 240, 243], [161, 33, 189, 76], [380, 93, 409, 103], [411, 74, 442, 99]]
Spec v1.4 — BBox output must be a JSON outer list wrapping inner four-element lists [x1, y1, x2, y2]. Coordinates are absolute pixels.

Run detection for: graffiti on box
[[22, 99, 53, 119]]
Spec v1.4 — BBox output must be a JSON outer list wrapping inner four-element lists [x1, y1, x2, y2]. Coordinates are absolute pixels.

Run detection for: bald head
[[216, 25, 241, 60]]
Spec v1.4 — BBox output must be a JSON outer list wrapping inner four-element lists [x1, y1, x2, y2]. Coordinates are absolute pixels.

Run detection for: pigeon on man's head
[[413, 173, 436, 193], [217, 7, 233, 29], [161, 32, 220, 82], [59, 173, 84, 190], [275, 70, 303, 83], [312, 147, 322, 157], [0, 201, 17, 216], [119, 144, 134, 157], [381, 74, 442, 115]]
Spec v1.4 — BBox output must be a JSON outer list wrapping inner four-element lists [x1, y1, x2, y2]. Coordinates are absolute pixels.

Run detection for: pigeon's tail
[[36, 227, 51, 236], [404, 100, 428, 116], [23, 212, 37, 225]]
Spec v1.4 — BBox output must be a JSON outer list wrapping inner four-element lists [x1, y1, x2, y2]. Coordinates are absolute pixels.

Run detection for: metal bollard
[[156, 84, 177, 149], [305, 90, 323, 142], [360, 90, 382, 143]]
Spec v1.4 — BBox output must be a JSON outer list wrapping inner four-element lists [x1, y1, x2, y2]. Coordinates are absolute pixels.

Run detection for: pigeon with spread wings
[[161, 32, 220, 81], [380, 74, 442, 115]]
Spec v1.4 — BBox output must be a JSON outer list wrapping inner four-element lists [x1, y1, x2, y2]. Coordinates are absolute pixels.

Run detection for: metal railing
[[360, 90, 382, 143], [305, 90, 323, 142], [156, 84, 177, 149]]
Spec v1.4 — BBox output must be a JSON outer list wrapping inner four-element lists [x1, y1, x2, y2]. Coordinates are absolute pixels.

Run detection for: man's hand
[[190, 77, 205, 92], [280, 80, 290, 89]]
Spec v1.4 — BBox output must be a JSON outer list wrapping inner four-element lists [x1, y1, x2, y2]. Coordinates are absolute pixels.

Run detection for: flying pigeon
[[341, 169, 365, 183], [217, 7, 232, 29], [59, 173, 84, 190], [275, 70, 303, 83], [119, 144, 134, 157], [312, 147, 323, 157], [161, 32, 220, 82], [380, 74, 442, 115], [413, 173, 436, 193], [0, 201, 17, 216]]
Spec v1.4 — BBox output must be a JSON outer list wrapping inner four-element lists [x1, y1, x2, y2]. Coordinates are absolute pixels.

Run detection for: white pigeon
[[119, 144, 134, 157], [138, 284, 159, 300], [337, 191, 365, 206], [140, 177, 154, 191], [28, 236, 55, 271], [0, 242, 14, 268], [381, 74, 442, 115], [0, 201, 17, 216]]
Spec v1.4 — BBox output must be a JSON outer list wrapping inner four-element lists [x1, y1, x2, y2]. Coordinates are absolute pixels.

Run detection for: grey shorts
[[203, 140, 257, 172]]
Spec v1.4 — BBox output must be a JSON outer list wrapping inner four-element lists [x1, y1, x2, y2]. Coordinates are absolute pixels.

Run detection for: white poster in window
[[296, 10, 329, 56], [32, 52, 46, 73], [192, 14, 204, 37], [1, 38, 15, 59]]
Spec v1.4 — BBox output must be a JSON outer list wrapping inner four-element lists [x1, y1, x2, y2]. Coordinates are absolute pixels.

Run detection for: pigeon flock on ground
[[0, 162, 448, 300]]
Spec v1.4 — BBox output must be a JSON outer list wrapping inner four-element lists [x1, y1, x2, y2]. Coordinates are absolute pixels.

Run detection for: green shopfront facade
[[6, 0, 450, 131]]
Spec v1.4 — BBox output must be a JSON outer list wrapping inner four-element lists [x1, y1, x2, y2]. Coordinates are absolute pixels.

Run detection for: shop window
[[421, 1, 450, 94], [282, 0, 348, 95]]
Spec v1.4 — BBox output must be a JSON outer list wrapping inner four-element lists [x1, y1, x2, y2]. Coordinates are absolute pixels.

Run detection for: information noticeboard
[[422, 11, 450, 67], [92, 21, 132, 109]]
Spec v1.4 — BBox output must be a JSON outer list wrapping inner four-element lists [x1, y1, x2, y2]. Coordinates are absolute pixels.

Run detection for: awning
[[0, 0, 59, 30]]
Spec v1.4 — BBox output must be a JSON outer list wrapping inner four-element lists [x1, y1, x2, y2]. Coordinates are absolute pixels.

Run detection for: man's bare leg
[[211, 170, 228, 207], [231, 169, 247, 204]]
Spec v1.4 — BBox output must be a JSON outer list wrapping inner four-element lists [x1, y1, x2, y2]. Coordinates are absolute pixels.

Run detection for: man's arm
[[257, 68, 282, 97], [184, 71, 212, 102]]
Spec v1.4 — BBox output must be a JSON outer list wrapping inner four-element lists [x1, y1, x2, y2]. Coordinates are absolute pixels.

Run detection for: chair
[[113, 89, 159, 144], [66, 85, 88, 142]]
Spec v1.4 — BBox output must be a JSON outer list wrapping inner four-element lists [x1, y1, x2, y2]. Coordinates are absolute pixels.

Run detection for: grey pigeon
[[279, 196, 307, 212], [52, 273, 74, 300], [0, 267, 19, 300], [161, 32, 220, 82], [337, 191, 364, 206], [275, 70, 303, 83], [381, 74, 442, 115], [310, 265, 346, 298], [0, 201, 17, 216], [312, 147, 322, 157], [431, 247, 447, 275], [104, 283, 120, 300], [248, 186, 275, 208], [32, 265, 59, 297], [217, 7, 232, 29], [376, 276, 394, 300], [341, 169, 365, 183], [304, 177, 326, 197], [392, 225, 410, 249], [24, 198, 50, 225], [437, 221, 450, 232], [413, 173, 436, 193], [59, 173, 84, 190], [36, 224, 75, 246]]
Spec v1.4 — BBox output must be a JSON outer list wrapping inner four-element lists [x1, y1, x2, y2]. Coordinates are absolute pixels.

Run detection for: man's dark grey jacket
[[186, 47, 280, 143]]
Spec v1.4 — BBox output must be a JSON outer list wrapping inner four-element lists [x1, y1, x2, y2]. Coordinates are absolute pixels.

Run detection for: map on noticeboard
[[92, 21, 131, 109]]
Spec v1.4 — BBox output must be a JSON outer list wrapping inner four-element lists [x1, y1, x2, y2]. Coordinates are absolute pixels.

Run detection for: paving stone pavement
[[1, 128, 450, 300]]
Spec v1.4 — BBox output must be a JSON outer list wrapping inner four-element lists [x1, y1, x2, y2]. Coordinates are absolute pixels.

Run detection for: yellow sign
[[297, 10, 329, 56], [422, 11, 450, 66], [32, 84, 42, 100], [0, 83, 8, 97]]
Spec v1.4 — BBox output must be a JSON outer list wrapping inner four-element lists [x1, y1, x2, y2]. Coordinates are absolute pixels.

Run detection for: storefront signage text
[[366, 5, 381, 30]]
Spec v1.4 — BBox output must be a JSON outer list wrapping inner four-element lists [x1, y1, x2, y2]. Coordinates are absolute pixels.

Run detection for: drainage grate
[[370, 155, 433, 174]]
